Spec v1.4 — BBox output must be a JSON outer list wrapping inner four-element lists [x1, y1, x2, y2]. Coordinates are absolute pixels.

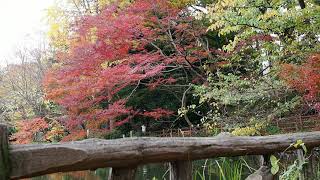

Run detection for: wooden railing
[[144, 115, 320, 137], [2, 124, 320, 180]]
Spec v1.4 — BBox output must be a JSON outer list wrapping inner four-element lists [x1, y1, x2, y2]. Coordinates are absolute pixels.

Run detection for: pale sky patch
[[0, 0, 54, 66]]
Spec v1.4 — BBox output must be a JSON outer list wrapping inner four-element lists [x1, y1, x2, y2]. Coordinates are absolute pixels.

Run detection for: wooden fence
[[272, 115, 320, 132], [2, 124, 320, 180], [143, 115, 320, 138]]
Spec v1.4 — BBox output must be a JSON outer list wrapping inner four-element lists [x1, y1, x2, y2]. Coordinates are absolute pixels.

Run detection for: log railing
[[2, 124, 320, 180]]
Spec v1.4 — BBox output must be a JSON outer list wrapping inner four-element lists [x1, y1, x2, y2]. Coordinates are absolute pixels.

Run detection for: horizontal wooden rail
[[6, 131, 320, 179]]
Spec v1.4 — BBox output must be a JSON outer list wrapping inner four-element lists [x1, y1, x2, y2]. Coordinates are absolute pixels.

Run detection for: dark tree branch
[[298, 0, 306, 9]]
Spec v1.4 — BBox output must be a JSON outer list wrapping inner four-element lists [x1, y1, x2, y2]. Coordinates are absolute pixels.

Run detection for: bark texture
[[170, 161, 192, 180], [108, 167, 137, 180], [9, 131, 320, 179]]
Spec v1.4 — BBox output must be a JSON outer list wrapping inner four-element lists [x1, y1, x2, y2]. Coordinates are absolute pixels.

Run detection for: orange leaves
[[12, 118, 69, 144], [12, 118, 49, 144], [147, 77, 176, 90], [61, 130, 87, 142], [42, 0, 209, 140], [45, 121, 65, 142], [44, 1, 178, 131], [142, 108, 174, 120], [281, 54, 320, 98], [281, 53, 320, 111]]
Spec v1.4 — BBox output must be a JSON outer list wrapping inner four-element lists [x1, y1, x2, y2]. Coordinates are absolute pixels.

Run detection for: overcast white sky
[[0, 0, 54, 66]]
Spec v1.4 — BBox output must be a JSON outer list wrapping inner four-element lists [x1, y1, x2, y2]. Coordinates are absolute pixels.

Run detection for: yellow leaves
[[208, 20, 224, 31], [222, 36, 240, 51], [219, 0, 235, 8], [118, 0, 132, 8], [101, 61, 110, 69], [46, 4, 71, 50], [231, 120, 266, 136], [47, 23, 70, 49], [88, 27, 98, 44], [206, 0, 239, 32], [93, 0, 129, 10], [131, 40, 140, 49], [98, 0, 110, 8], [46, 0, 133, 50], [49, 23, 60, 34], [219, 25, 241, 36], [45, 123, 65, 142], [231, 126, 260, 136], [101, 59, 124, 69], [259, 9, 278, 20], [211, 0, 236, 12], [290, 139, 307, 153], [46, 5, 64, 20], [170, 0, 196, 8], [98, 0, 132, 9]]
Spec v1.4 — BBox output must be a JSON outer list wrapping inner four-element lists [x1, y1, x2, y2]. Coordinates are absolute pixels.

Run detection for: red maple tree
[[43, 0, 208, 138], [281, 53, 320, 112], [12, 118, 49, 144]]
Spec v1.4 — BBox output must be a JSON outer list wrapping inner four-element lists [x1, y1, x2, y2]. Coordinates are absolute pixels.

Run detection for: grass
[[193, 157, 245, 180]]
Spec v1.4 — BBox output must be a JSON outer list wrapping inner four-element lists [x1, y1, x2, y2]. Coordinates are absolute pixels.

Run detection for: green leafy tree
[[194, 0, 320, 131]]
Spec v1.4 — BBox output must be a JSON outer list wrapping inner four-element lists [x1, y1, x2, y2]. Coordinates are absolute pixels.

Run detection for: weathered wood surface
[[108, 167, 137, 180], [170, 161, 192, 180], [9, 131, 320, 179], [0, 124, 10, 180]]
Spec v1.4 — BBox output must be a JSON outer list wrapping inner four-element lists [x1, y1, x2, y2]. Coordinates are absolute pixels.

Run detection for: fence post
[[169, 160, 192, 180], [108, 166, 137, 180], [304, 148, 318, 179], [297, 149, 305, 180], [246, 154, 274, 180], [0, 124, 10, 179]]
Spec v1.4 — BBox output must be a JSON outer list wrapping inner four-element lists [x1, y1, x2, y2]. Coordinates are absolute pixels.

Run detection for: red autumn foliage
[[147, 77, 177, 90], [281, 53, 320, 112], [142, 108, 174, 120], [43, 0, 208, 138], [61, 130, 87, 142], [43, 0, 278, 141], [12, 118, 49, 144]]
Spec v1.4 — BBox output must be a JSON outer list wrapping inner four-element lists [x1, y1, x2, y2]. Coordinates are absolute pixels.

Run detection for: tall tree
[[193, 0, 320, 130], [44, 0, 210, 139], [0, 42, 53, 122]]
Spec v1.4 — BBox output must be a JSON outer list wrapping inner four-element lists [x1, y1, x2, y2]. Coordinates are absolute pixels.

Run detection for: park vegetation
[[0, 0, 318, 144]]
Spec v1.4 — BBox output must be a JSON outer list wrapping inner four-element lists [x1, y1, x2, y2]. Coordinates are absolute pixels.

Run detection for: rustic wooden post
[[0, 124, 10, 179], [246, 155, 274, 180], [299, 116, 303, 131], [295, 117, 299, 131], [297, 149, 305, 180], [169, 161, 192, 180], [86, 129, 90, 138], [303, 149, 316, 179], [108, 166, 137, 180]]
